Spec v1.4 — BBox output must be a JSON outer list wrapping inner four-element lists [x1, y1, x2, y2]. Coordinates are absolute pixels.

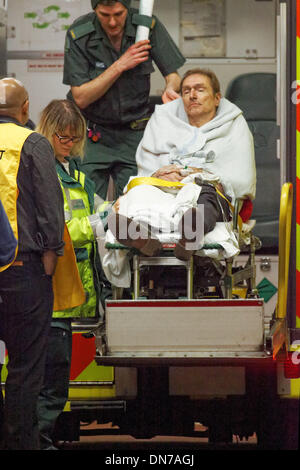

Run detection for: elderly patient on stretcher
[[104, 68, 256, 265]]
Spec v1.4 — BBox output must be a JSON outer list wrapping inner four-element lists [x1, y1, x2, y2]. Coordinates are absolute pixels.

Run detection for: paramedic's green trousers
[[37, 322, 72, 450], [81, 125, 144, 200]]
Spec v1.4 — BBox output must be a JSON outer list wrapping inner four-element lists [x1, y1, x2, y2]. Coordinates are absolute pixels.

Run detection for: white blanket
[[129, 97, 256, 202], [98, 97, 256, 288]]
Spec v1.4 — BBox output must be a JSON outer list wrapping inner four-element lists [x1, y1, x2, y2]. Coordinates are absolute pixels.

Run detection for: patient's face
[[181, 74, 221, 125]]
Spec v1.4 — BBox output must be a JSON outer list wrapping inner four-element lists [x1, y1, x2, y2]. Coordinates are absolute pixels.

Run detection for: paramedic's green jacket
[[62, 9, 185, 199], [63, 8, 185, 127]]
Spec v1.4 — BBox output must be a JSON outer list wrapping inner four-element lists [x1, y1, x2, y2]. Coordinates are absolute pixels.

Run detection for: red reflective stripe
[[69, 334, 95, 380], [297, 0, 300, 38], [297, 2, 300, 322]]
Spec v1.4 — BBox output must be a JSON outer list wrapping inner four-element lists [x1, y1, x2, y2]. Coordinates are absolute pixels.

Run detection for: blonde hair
[[37, 99, 86, 158]]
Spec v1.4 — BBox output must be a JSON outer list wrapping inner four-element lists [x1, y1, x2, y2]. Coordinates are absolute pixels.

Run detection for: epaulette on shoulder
[[132, 13, 156, 30], [69, 21, 95, 40]]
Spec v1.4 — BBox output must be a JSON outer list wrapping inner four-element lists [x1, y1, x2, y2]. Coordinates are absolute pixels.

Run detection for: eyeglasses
[[55, 132, 81, 144]]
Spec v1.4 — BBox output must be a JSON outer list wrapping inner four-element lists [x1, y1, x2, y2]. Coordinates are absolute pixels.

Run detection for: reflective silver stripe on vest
[[88, 213, 100, 236], [94, 193, 105, 212], [64, 210, 72, 221], [64, 187, 73, 220]]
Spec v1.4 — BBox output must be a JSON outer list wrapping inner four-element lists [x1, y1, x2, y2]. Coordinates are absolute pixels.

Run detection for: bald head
[[0, 78, 29, 124]]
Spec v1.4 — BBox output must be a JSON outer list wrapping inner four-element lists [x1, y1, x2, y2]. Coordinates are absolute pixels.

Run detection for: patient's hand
[[152, 165, 183, 182], [112, 198, 121, 213], [188, 167, 204, 173]]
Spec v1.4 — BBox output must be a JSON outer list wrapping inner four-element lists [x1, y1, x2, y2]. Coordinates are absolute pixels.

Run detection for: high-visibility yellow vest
[[0, 123, 32, 271], [0, 122, 85, 310], [54, 162, 97, 317]]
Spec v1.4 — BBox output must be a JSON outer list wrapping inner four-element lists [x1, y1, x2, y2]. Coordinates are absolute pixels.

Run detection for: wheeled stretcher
[[102, 196, 259, 301], [94, 196, 277, 362], [93, 184, 292, 367]]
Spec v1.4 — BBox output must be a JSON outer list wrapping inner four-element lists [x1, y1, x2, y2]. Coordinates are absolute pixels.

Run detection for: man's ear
[[21, 99, 29, 124], [22, 99, 29, 114], [215, 92, 221, 107]]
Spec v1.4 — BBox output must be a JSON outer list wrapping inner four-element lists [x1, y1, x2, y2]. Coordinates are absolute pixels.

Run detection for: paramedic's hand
[[162, 72, 182, 103], [162, 87, 180, 103], [152, 165, 183, 182], [116, 40, 151, 73], [42, 250, 58, 276]]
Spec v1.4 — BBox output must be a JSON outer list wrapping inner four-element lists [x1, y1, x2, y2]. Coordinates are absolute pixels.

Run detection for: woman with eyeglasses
[[36, 99, 111, 450]]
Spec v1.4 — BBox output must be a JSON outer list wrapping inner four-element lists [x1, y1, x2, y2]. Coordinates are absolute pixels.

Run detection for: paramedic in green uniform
[[36, 99, 112, 450], [63, 0, 186, 199]]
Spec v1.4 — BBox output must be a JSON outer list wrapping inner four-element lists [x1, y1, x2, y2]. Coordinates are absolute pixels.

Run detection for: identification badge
[[95, 61, 106, 69]]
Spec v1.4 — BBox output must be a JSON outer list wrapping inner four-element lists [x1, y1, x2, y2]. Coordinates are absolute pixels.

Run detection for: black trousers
[[197, 183, 231, 234], [0, 258, 53, 450]]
